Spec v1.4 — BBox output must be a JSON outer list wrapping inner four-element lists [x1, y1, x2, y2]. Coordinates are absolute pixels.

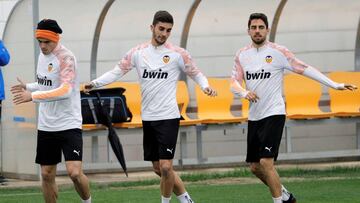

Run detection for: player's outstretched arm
[[300, 66, 356, 91]]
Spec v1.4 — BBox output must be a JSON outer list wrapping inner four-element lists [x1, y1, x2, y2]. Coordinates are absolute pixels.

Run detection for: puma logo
[[166, 148, 173, 154], [265, 147, 272, 152], [73, 150, 80, 156]]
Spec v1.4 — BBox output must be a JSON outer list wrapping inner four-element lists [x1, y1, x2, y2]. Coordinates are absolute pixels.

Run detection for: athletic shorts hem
[[36, 128, 83, 164], [246, 155, 277, 163]]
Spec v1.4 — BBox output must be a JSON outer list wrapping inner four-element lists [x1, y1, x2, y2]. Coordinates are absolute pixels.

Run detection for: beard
[[251, 35, 266, 45], [155, 37, 166, 45], [152, 32, 166, 46], [41, 49, 50, 55]]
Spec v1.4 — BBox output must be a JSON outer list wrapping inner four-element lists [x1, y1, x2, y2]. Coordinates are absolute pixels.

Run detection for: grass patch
[[1, 166, 359, 193], [179, 167, 252, 182], [180, 166, 360, 183], [277, 166, 360, 178], [1, 178, 360, 203], [106, 178, 160, 188]]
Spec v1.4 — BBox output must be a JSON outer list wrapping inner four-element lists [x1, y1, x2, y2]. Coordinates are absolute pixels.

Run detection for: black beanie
[[37, 19, 63, 34]]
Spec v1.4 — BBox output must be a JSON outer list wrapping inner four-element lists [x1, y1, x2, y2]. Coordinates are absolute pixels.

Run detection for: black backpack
[[81, 87, 132, 124]]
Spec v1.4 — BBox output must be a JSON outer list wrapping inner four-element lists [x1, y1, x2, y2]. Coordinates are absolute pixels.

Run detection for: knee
[[259, 158, 274, 171], [41, 171, 55, 182], [159, 164, 172, 178], [68, 170, 81, 182]]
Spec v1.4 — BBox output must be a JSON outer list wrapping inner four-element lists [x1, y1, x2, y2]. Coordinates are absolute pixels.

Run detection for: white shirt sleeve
[[91, 65, 125, 88], [91, 47, 137, 88], [276, 44, 344, 89], [303, 66, 344, 89], [230, 50, 249, 98], [191, 73, 209, 90], [178, 49, 209, 90]]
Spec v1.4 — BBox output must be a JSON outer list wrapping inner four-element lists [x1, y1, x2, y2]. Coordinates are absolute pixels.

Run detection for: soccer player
[[11, 19, 91, 203], [230, 13, 357, 203], [84, 10, 216, 203]]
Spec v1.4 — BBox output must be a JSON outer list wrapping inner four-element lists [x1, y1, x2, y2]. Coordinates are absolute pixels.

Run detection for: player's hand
[[12, 88, 32, 105], [342, 84, 357, 91], [83, 82, 94, 94], [245, 91, 259, 102], [203, 87, 217, 97], [10, 77, 26, 92]]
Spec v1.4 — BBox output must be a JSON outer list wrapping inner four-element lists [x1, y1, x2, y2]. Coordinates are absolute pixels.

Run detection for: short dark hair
[[152, 10, 174, 26], [37, 19, 62, 34], [248, 13, 268, 29]]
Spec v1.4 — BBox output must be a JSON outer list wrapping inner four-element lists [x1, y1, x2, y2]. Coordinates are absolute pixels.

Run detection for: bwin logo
[[37, 75, 52, 86], [246, 69, 271, 80], [142, 69, 168, 79]]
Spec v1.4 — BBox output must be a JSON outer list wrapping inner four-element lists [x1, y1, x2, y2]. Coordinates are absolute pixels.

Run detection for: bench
[[77, 72, 359, 172]]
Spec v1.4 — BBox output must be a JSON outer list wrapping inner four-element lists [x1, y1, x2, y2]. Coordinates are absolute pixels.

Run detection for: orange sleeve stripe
[[32, 83, 71, 100]]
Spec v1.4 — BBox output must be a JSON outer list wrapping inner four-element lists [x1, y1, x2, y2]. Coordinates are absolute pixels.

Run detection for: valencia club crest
[[48, 63, 53, 72], [265, 55, 273, 63], [163, 55, 170, 64]]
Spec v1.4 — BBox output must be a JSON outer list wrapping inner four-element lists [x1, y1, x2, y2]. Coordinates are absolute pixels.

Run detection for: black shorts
[[246, 115, 285, 163], [35, 128, 83, 165], [142, 118, 180, 161]]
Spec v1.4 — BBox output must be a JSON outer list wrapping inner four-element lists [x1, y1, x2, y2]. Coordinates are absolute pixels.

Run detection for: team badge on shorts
[[163, 55, 170, 64], [265, 55, 273, 63], [48, 63, 53, 72]]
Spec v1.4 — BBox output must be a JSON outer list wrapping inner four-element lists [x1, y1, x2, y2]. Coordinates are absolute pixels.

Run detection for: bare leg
[[250, 158, 282, 198], [65, 161, 90, 200], [250, 162, 282, 186], [152, 161, 186, 195], [250, 162, 267, 185], [159, 159, 175, 197], [173, 172, 186, 195], [40, 165, 58, 203]]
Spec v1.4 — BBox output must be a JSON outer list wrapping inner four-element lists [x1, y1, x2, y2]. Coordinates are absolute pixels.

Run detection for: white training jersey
[[26, 43, 82, 131], [231, 41, 344, 121], [92, 41, 209, 121]]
